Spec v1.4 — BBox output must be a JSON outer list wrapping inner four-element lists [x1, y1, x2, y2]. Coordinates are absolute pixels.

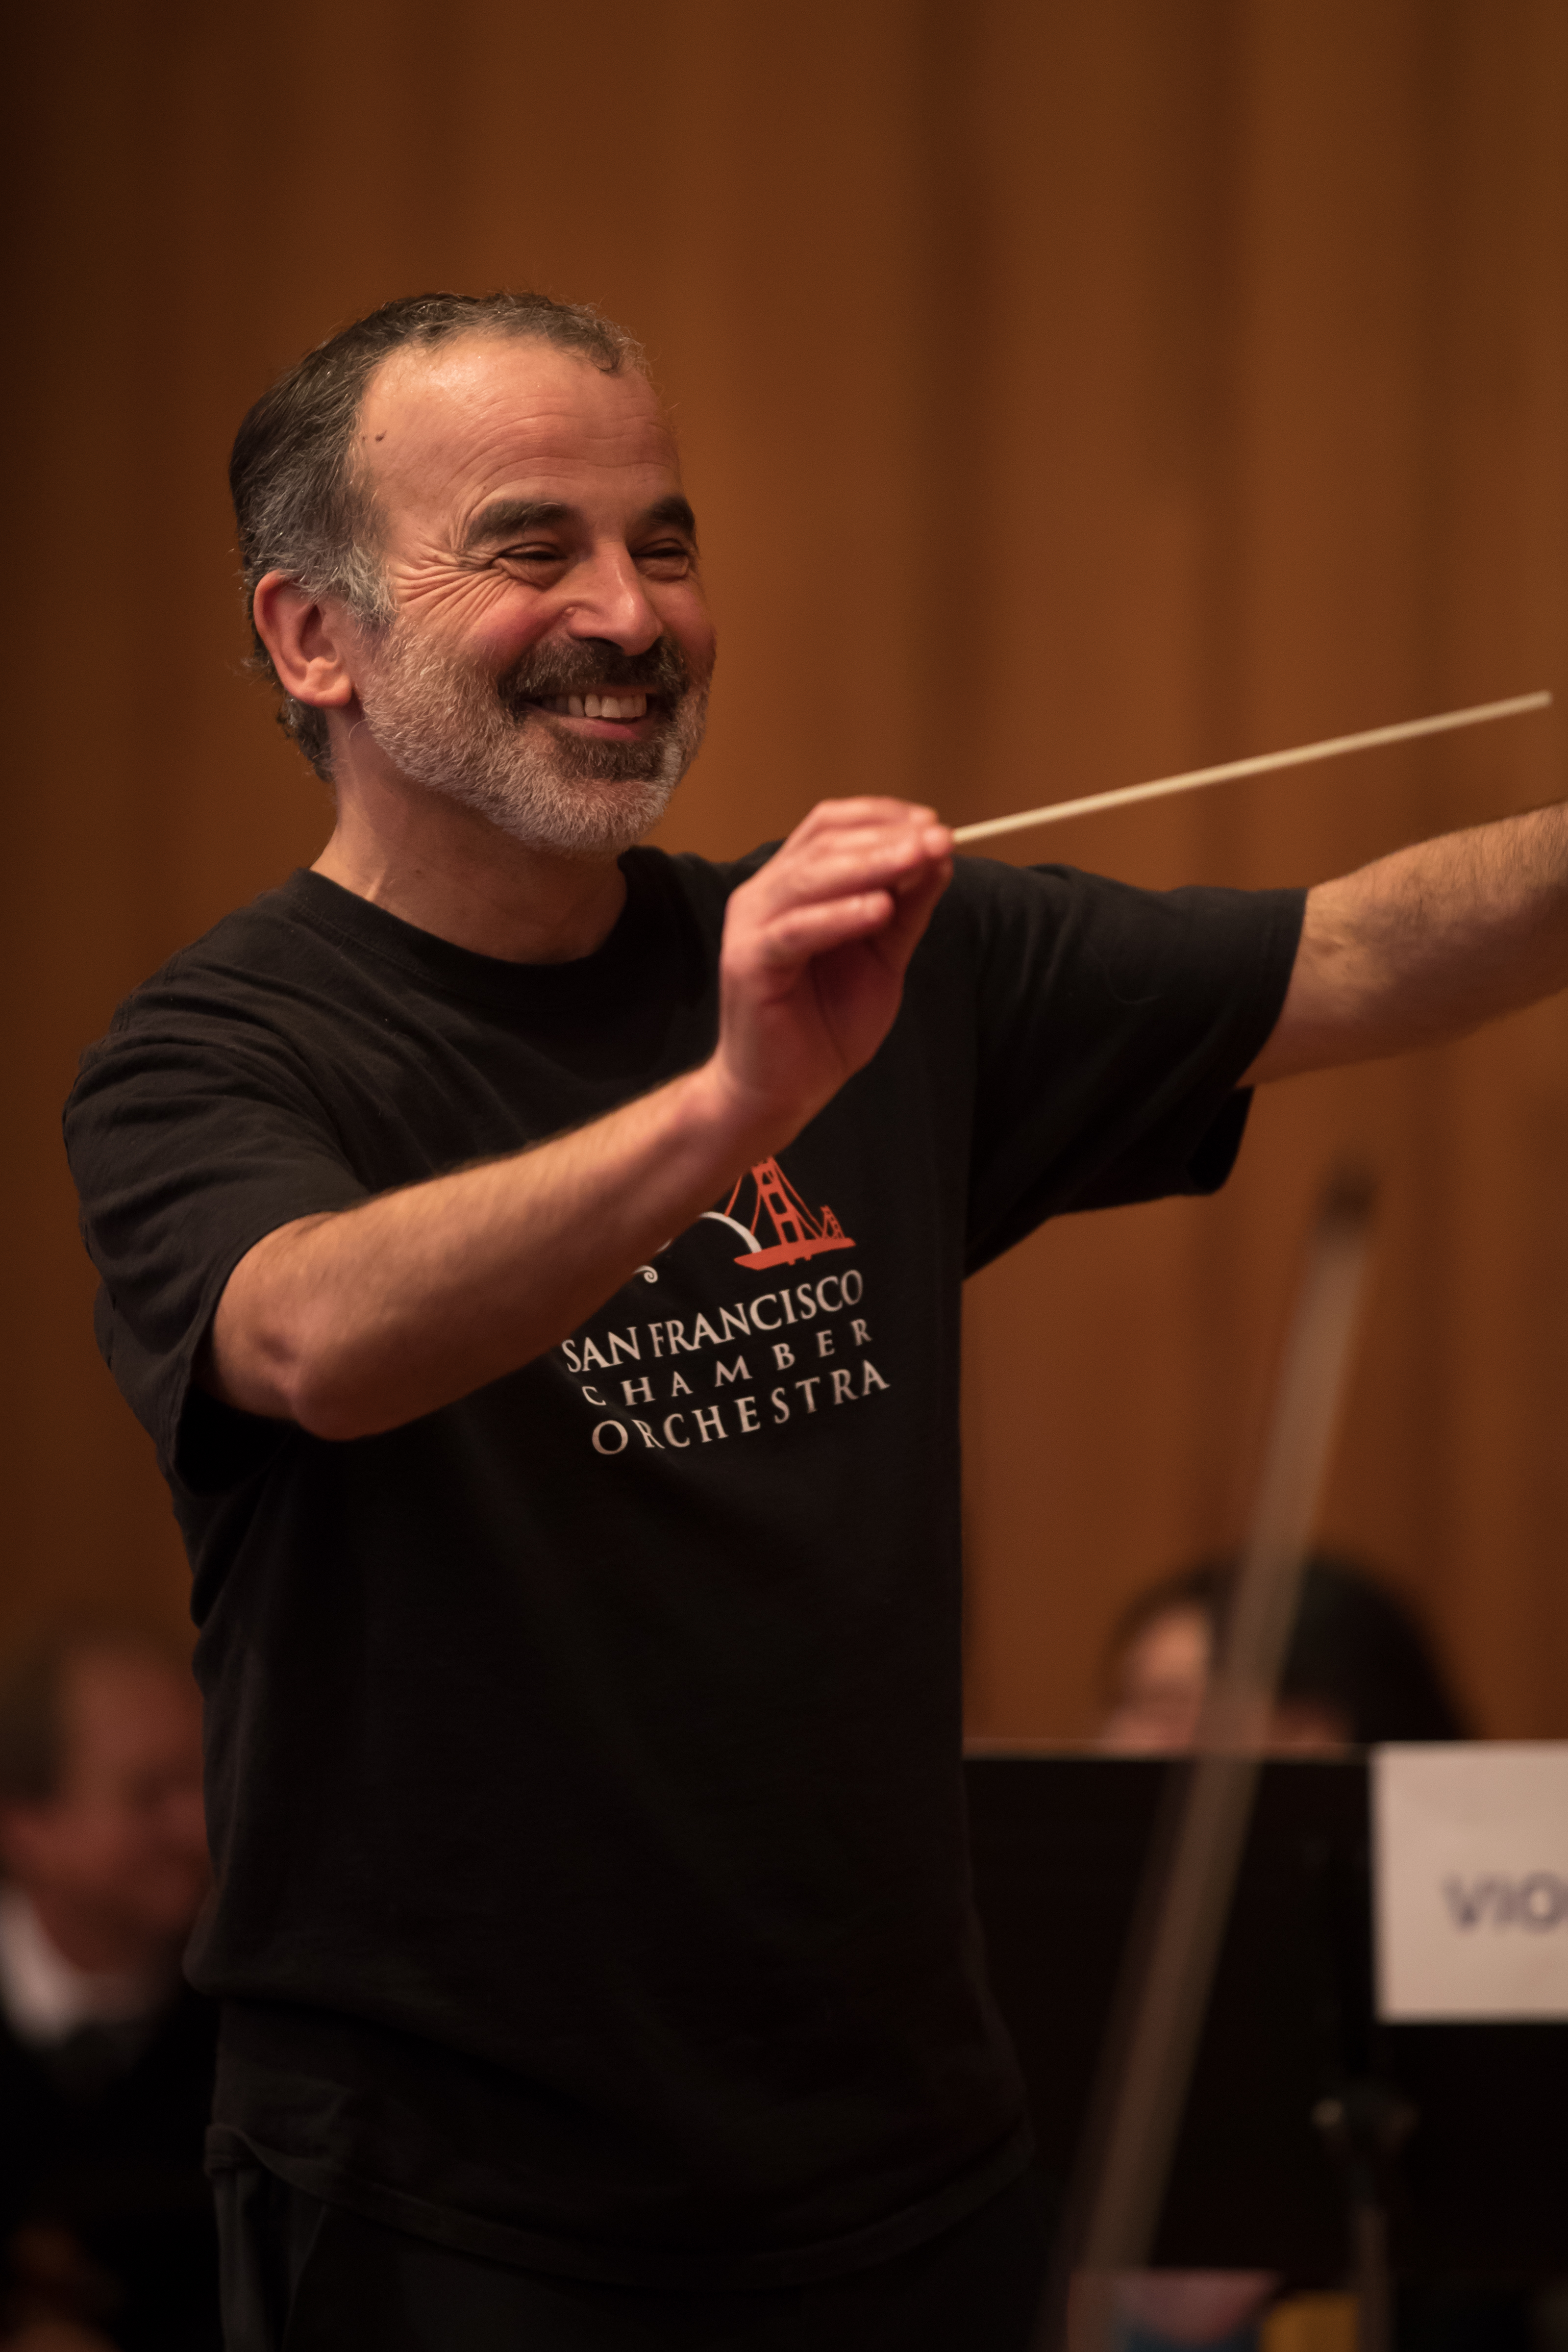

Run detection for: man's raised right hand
[[702, 797, 953, 1148]]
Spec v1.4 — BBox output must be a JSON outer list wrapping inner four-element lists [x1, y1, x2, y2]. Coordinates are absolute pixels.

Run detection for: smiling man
[[63, 292, 1568, 2351]]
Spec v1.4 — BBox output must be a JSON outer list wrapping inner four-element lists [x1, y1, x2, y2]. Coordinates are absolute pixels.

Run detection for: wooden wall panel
[[3, 0, 1566, 1737]]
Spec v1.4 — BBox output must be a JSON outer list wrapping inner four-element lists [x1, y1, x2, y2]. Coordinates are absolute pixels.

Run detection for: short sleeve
[[64, 981, 370, 1484], [946, 860, 1304, 1270]]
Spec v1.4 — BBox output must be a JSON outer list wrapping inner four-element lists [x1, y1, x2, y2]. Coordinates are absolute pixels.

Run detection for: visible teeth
[[543, 690, 649, 720]]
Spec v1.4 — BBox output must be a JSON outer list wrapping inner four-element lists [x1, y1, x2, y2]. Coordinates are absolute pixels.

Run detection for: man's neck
[[313, 772, 631, 964]]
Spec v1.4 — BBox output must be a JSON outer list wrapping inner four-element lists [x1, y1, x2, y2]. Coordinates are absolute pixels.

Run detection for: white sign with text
[[1373, 1744, 1568, 2021]]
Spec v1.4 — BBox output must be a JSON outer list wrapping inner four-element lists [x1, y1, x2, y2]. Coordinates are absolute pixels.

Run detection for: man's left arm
[[1244, 802, 1568, 1084]]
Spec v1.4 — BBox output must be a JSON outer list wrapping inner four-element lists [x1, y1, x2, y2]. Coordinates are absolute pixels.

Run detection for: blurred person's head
[[0, 1626, 208, 1974], [1099, 1554, 1468, 1753], [233, 290, 715, 854]]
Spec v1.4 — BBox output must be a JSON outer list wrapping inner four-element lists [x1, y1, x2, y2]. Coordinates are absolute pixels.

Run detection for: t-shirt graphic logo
[[703, 1157, 857, 1272]]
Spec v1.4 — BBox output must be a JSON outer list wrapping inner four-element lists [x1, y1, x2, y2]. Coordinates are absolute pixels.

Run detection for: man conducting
[[65, 292, 1568, 2350]]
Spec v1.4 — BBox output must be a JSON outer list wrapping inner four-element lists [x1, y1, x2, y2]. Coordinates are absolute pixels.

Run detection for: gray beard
[[354, 624, 709, 859]]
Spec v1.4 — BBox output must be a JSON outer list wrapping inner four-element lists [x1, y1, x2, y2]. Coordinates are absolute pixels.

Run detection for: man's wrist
[[667, 1055, 793, 1187]]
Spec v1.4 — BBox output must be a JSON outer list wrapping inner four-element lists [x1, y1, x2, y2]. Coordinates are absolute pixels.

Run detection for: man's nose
[[559, 543, 663, 653]]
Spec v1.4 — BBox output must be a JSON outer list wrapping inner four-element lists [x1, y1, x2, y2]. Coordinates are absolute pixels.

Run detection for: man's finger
[[876, 856, 953, 970], [747, 892, 899, 969], [749, 825, 951, 916], [786, 796, 942, 841]]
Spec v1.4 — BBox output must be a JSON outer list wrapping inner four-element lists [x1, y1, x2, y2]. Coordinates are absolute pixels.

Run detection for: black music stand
[[963, 1752, 1568, 2284]]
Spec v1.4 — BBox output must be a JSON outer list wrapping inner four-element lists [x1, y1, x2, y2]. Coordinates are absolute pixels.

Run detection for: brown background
[[5, 0, 1566, 1738]]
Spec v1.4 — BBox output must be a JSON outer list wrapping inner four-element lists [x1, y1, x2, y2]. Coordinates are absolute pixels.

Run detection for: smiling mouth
[[533, 691, 652, 723]]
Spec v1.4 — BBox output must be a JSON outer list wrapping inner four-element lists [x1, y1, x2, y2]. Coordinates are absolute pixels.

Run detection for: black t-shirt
[[64, 849, 1302, 2289]]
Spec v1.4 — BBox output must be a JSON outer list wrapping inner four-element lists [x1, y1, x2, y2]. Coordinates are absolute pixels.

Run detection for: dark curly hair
[[1107, 1552, 1468, 1743]]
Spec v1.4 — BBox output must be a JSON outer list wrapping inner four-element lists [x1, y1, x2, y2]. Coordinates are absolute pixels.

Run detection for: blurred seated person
[[0, 1624, 219, 2352], [1099, 1552, 1468, 1754], [1094, 1559, 1466, 2352]]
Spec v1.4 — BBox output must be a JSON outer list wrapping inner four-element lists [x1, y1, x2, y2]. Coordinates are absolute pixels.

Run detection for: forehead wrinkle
[[359, 341, 679, 543]]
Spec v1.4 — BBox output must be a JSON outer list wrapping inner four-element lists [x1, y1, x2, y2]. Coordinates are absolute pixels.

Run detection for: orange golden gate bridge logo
[[701, 1157, 856, 1272]]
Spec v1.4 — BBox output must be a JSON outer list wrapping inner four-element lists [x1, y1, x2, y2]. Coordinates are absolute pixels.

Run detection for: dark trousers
[[215, 2160, 1049, 2352]]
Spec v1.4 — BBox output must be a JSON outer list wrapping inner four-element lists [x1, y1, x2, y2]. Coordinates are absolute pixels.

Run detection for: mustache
[[496, 636, 693, 715]]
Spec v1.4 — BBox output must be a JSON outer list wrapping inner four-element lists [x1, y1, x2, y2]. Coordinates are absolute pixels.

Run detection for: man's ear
[[252, 572, 362, 713]]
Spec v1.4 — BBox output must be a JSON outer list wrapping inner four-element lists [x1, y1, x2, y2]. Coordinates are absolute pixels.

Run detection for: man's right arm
[[204, 801, 952, 1441]]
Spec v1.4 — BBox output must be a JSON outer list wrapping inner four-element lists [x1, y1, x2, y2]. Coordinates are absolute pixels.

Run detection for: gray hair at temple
[[229, 291, 647, 782]]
